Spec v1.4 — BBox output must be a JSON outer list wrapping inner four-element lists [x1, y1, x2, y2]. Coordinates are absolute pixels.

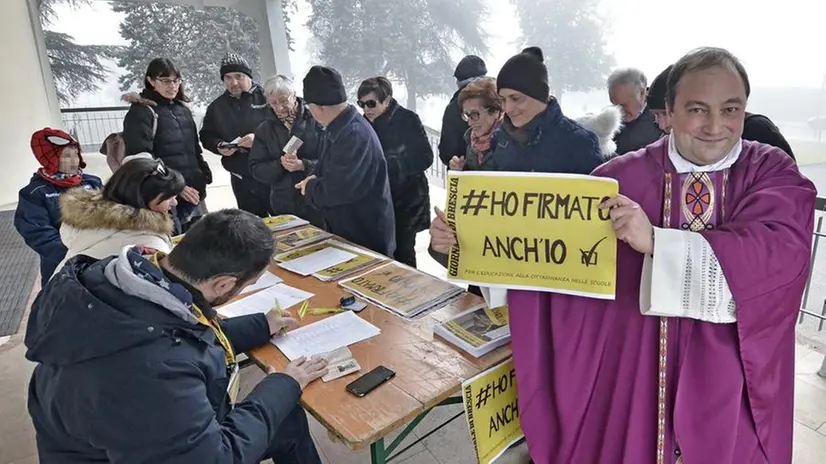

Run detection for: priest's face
[[668, 66, 746, 165]]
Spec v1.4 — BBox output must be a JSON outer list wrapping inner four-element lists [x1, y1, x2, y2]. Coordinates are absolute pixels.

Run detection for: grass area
[[790, 139, 826, 166]]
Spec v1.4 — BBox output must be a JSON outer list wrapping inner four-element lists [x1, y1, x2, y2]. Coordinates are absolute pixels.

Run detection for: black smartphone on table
[[345, 365, 395, 397]]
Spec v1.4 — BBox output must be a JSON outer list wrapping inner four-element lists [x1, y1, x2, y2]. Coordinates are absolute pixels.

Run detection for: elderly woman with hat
[[14, 128, 102, 283]]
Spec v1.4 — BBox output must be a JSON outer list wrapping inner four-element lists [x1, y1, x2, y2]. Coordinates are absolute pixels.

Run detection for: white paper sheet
[[271, 311, 381, 360], [240, 271, 284, 295], [277, 247, 356, 276], [217, 283, 314, 318]]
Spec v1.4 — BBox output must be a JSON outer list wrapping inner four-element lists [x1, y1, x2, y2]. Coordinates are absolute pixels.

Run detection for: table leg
[[370, 438, 387, 464], [370, 396, 464, 463]]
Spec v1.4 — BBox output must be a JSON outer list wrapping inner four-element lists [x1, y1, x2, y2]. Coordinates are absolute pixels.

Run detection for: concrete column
[[235, 0, 292, 79], [0, 0, 62, 208]]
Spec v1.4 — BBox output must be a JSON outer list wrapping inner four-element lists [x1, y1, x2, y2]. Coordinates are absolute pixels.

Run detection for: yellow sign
[[445, 171, 619, 299], [462, 358, 522, 464]]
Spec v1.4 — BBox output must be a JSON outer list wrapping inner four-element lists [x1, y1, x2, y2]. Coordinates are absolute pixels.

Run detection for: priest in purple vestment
[[430, 47, 816, 463]]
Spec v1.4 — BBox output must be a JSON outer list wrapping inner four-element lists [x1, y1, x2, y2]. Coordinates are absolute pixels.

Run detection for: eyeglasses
[[461, 108, 492, 122], [156, 77, 182, 86], [357, 100, 378, 109]]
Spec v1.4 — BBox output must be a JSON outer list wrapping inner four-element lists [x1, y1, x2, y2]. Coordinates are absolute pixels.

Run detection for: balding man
[[608, 67, 663, 155]]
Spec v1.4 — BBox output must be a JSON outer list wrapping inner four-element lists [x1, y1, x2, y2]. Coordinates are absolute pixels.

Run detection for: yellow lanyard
[[148, 253, 236, 366]]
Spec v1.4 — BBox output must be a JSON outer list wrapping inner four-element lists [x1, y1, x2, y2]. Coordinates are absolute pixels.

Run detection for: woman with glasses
[[448, 77, 503, 171], [248, 74, 324, 227], [357, 76, 433, 268], [122, 58, 212, 233], [54, 158, 185, 275]]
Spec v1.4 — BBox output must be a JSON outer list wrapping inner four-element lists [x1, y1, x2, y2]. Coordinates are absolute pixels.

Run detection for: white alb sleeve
[[639, 227, 736, 323]]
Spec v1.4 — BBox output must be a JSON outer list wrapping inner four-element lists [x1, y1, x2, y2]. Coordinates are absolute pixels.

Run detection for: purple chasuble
[[508, 137, 815, 463]]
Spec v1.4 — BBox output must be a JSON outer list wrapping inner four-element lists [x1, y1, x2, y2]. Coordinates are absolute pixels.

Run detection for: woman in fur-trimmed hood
[[54, 158, 185, 276]]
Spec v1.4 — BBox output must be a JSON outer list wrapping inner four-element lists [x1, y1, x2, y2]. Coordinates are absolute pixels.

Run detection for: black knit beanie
[[497, 46, 549, 102], [646, 65, 672, 111], [454, 55, 487, 82], [303, 66, 347, 106], [220, 52, 253, 79]]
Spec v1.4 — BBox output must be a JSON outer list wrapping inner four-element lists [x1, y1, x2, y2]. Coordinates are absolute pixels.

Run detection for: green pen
[[275, 298, 289, 336]]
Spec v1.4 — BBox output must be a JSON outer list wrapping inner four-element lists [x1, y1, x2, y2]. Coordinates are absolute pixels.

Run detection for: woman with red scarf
[[448, 77, 504, 171], [14, 128, 102, 283]]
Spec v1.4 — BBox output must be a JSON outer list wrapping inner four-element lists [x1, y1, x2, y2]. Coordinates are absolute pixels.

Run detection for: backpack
[[101, 106, 158, 173]]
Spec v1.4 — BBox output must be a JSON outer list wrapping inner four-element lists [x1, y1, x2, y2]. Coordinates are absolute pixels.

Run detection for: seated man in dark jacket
[[647, 64, 795, 160], [296, 66, 397, 256], [249, 74, 325, 227], [199, 52, 273, 217], [26, 209, 329, 464]]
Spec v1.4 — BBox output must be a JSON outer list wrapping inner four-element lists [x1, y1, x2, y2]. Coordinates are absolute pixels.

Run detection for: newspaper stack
[[434, 304, 511, 358], [274, 225, 332, 254], [262, 214, 309, 232], [274, 240, 387, 281], [338, 262, 465, 318]]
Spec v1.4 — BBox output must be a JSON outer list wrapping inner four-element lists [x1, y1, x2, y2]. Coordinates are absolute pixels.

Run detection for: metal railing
[[424, 126, 448, 189], [60, 106, 129, 153], [60, 105, 451, 188], [799, 196, 826, 328]]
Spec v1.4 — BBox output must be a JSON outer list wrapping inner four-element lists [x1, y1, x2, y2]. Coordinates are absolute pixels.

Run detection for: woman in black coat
[[357, 77, 433, 268], [122, 58, 212, 232]]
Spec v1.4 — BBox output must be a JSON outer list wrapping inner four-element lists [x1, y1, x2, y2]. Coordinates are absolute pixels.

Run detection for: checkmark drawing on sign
[[580, 237, 607, 267]]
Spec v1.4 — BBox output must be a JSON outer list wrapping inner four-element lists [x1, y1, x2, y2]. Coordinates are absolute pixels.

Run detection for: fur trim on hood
[[574, 106, 623, 158], [60, 187, 173, 236], [121, 92, 157, 107]]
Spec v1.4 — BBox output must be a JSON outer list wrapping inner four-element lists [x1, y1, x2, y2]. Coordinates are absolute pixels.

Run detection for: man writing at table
[[26, 209, 329, 463], [431, 47, 815, 463]]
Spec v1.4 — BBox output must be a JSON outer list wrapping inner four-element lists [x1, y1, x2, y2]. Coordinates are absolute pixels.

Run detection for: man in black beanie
[[438, 55, 487, 165], [295, 65, 397, 256], [492, 46, 604, 174], [647, 65, 795, 159], [200, 52, 273, 217]]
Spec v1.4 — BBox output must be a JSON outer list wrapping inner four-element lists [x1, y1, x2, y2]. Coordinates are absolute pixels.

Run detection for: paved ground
[[0, 156, 824, 463]]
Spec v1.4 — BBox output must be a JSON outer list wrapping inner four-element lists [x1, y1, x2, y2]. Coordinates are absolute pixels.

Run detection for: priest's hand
[[430, 207, 457, 254], [601, 194, 654, 255]]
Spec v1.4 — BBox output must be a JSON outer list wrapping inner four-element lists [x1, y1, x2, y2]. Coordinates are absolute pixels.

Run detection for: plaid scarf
[[278, 101, 299, 131]]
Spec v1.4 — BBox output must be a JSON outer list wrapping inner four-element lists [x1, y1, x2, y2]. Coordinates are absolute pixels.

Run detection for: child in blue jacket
[[14, 128, 102, 283]]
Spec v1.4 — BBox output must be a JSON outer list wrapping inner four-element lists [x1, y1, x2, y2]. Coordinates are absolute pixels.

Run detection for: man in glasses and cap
[[200, 52, 274, 217]]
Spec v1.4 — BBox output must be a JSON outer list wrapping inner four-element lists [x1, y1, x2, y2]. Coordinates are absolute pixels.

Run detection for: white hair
[[263, 74, 295, 96], [607, 68, 647, 93]]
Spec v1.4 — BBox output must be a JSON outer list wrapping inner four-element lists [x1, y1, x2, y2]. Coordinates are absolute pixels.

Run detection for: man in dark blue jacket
[[493, 46, 604, 174], [296, 65, 397, 257], [26, 209, 328, 463]]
